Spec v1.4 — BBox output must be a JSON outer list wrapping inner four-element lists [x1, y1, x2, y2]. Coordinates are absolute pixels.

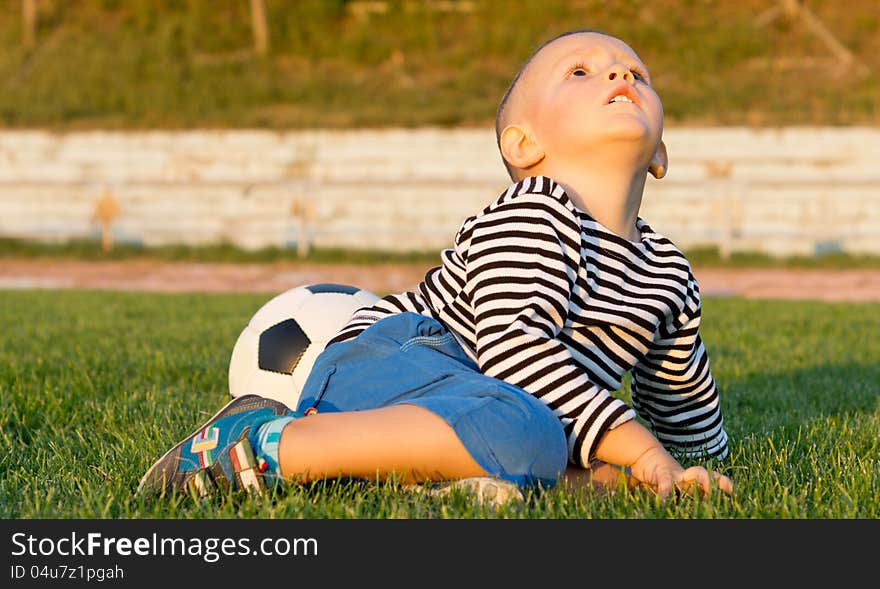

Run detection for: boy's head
[[495, 30, 668, 182]]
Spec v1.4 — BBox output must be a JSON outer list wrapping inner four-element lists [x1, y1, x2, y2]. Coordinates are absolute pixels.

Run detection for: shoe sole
[[137, 394, 288, 496], [415, 476, 525, 506]]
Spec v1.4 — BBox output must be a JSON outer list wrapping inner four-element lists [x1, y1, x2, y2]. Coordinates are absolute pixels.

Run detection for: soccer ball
[[228, 283, 380, 409]]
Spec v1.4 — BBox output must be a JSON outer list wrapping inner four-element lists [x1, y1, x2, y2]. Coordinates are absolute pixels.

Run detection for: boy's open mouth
[[605, 84, 640, 107]]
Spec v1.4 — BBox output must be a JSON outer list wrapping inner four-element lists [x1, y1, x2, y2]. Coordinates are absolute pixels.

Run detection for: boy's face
[[507, 32, 665, 175]]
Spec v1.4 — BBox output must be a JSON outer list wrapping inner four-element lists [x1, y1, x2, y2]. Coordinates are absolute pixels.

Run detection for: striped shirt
[[329, 175, 729, 467]]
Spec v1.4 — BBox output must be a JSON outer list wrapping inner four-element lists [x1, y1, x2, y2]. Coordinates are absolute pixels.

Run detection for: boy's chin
[[574, 128, 658, 162], [598, 116, 659, 144], [593, 123, 661, 158]]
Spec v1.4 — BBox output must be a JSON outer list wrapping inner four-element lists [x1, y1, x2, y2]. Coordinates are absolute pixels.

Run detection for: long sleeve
[[630, 277, 729, 460], [463, 188, 636, 467]]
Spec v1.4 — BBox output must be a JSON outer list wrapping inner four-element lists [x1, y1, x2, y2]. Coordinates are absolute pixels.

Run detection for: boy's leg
[[278, 404, 489, 484], [138, 391, 563, 499], [138, 312, 567, 497], [138, 397, 490, 496], [293, 312, 569, 489]]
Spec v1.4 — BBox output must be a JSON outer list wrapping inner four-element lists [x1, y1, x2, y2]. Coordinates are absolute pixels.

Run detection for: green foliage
[[1, 0, 877, 129], [3, 238, 880, 269], [1, 290, 878, 518], [0, 237, 443, 265]]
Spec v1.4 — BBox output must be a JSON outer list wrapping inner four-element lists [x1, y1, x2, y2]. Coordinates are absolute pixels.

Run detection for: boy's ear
[[499, 124, 545, 172], [649, 140, 668, 179]]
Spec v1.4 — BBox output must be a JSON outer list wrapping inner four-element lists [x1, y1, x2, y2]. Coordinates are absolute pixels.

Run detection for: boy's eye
[[567, 63, 590, 77]]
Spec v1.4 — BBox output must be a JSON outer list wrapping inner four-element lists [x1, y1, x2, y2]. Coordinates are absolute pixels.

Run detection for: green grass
[[1, 289, 878, 518], [1, 0, 878, 129], [0, 237, 443, 266], [4, 237, 880, 270]]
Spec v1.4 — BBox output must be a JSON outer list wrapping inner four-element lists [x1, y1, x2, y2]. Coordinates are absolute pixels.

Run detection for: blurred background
[[0, 0, 878, 262]]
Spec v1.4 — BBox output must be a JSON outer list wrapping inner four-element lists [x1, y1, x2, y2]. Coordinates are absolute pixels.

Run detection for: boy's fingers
[[678, 467, 734, 496], [712, 471, 734, 495], [678, 467, 710, 495], [655, 474, 674, 500]]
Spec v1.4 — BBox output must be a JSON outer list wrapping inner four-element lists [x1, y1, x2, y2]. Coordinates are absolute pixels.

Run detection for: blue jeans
[[295, 312, 568, 488]]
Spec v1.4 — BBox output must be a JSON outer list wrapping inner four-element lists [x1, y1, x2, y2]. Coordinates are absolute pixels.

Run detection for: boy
[[139, 30, 733, 502]]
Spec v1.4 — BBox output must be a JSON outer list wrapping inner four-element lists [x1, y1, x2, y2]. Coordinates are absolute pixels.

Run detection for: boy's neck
[[534, 160, 648, 243]]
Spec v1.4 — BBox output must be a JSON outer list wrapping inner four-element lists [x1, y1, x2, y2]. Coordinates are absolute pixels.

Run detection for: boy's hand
[[594, 420, 734, 500], [630, 446, 734, 500]]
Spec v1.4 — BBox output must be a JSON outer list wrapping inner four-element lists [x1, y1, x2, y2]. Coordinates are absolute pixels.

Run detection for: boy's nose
[[606, 63, 635, 84]]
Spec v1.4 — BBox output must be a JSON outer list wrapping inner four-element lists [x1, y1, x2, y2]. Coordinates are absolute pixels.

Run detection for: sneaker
[[414, 476, 525, 507], [138, 394, 297, 497]]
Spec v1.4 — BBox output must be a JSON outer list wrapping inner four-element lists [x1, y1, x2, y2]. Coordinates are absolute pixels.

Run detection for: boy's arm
[[592, 419, 733, 498], [596, 420, 733, 499], [630, 278, 730, 460], [561, 420, 735, 498]]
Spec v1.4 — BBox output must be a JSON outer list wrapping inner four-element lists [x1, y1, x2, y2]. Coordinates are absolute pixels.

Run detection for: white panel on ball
[[228, 283, 380, 409]]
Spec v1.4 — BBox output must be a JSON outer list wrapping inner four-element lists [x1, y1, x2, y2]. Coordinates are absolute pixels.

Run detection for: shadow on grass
[[717, 362, 879, 437]]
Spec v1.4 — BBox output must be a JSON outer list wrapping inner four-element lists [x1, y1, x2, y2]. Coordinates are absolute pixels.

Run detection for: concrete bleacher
[[0, 127, 877, 256]]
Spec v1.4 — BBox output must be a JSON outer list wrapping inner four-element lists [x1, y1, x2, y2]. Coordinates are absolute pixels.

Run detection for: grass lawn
[[1, 289, 877, 519], [4, 238, 880, 270]]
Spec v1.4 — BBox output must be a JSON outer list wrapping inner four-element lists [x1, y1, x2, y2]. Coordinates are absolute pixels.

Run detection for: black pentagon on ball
[[305, 283, 360, 295], [258, 319, 311, 375]]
